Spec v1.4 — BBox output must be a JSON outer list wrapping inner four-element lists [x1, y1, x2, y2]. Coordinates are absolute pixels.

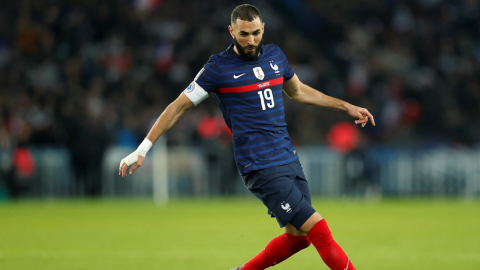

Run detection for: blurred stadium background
[[0, 0, 480, 269]]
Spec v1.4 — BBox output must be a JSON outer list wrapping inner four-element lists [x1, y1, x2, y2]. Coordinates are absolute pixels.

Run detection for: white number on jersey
[[257, 88, 275, 110]]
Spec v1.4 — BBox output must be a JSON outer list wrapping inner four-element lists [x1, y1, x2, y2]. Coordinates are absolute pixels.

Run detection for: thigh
[[243, 162, 314, 228], [287, 160, 312, 205]]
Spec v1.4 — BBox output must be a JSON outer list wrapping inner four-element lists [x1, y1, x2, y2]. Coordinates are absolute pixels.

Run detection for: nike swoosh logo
[[344, 258, 349, 270], [233, 73, 246, 79]]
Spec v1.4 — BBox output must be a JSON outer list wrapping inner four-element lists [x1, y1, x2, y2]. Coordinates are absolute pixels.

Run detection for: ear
[[228, 25, 234, 38], [262, 22, 265, 33]]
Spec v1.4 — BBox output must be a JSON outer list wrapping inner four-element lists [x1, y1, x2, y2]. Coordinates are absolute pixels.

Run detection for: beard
[[233, 36, 263, 61]]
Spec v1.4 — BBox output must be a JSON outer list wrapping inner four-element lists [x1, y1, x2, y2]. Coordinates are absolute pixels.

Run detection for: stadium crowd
[[0, 0, 480, 194]]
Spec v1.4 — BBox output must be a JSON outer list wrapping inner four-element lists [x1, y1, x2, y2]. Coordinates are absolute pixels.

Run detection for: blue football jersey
[[184, 43, 298, 175]]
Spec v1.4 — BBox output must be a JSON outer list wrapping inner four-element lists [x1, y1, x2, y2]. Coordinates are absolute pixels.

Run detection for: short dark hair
[[231, 4, 262, 24]]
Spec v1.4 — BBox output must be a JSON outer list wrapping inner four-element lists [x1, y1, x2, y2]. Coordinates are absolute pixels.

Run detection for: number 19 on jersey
[[258, 89, 275, 110]]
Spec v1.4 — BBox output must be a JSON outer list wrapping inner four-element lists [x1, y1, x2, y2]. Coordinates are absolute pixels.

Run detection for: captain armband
[[183, 81, 209, 106]]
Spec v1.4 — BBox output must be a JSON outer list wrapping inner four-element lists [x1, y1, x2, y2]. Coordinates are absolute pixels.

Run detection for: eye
[[241, 33, 248, 37], [253, 32, 259, 36]]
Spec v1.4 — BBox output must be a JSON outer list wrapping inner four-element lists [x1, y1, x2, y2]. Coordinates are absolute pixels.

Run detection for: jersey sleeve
[[280, 48, 295, 81], [183, 60, 219, 106]]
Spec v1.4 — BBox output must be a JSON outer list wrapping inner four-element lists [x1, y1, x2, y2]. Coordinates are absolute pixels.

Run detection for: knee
[[282, 233, 311, 253], [299, 212, 323, 234], [285, 223, 305, 236]]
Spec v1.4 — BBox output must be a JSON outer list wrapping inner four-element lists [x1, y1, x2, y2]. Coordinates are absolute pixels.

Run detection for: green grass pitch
[[0, 197, 479, 270]]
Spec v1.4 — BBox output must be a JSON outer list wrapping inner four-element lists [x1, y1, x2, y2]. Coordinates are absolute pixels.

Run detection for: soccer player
[[119, 4, 374, 270]]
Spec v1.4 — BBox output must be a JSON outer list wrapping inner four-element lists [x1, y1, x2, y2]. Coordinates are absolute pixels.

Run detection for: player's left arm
[[283, 74, 375, 127]]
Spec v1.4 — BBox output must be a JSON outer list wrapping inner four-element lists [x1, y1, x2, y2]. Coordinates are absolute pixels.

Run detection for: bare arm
[[119, 92, 194, 177], [145, 92, 194, 144], [283, 74, 375, 127]]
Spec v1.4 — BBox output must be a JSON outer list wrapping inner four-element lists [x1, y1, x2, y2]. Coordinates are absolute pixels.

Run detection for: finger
[[119, 160, 124, 175], [129, 163, 140, 174], [128, 156, 145, 175], [363, 110, 375, 126], [121, 163, 129, 178], [136, 155, 145, 166], [119, 162, 126, 176], [355, 118, 368, 125]]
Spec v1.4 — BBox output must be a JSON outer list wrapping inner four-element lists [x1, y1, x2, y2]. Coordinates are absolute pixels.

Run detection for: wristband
[[138, 138, 153, 154]]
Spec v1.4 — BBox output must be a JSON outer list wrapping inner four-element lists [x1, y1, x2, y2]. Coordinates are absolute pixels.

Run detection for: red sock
[[306, 219, 355, 270], [241, 233, 310, 270]]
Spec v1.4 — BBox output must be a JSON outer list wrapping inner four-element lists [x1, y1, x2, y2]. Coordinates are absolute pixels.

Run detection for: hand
[[346, 104, 375, 127], [119, 149, 146, 178]]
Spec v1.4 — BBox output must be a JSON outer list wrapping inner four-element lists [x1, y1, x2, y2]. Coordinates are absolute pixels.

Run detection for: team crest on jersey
[[253, 67, 265, 80], [270, 61, 280, 74]]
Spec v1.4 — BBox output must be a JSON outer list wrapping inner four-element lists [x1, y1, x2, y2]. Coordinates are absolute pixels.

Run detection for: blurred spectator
[[0, 0, 480, 196]]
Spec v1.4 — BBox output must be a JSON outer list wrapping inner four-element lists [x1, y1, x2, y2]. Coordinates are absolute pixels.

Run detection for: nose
[[247, 35, 255, 45]]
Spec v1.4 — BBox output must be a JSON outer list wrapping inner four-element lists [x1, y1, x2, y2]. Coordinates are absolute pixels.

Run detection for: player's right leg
[[234, 206, 312, 270], [233, 162, 312, 270], [234, 230, 311, 270]]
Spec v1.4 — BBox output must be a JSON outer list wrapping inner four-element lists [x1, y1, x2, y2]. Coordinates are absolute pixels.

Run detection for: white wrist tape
[[138, 138, 153, 154], [119, 138, 153, 169]]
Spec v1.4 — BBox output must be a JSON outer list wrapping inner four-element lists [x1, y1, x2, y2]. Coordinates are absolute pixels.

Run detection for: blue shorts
[[241, 160, 316, 230]]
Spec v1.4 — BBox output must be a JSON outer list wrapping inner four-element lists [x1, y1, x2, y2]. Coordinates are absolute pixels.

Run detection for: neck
[[233, 44, 240, 55]]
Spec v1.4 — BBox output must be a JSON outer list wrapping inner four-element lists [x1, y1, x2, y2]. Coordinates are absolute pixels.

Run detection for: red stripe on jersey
[[217, 77, 284, 94]]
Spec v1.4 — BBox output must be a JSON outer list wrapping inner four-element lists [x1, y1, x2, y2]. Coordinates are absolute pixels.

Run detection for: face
[[229, 17, 264, 61]]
